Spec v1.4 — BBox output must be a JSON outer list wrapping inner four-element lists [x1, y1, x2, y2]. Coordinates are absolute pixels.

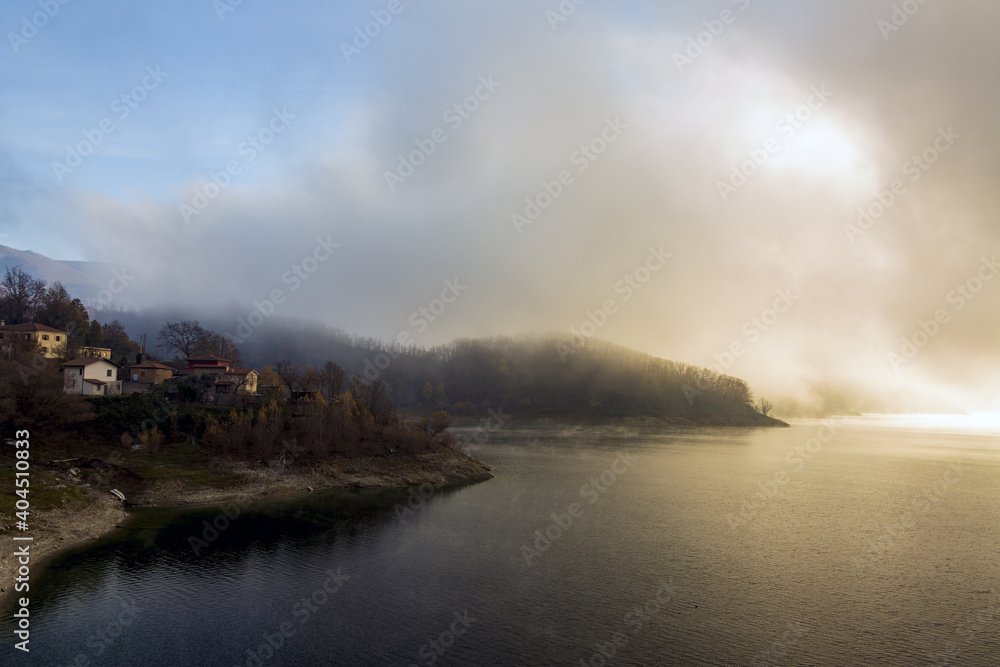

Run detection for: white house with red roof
[[61, 357, 122, 396]]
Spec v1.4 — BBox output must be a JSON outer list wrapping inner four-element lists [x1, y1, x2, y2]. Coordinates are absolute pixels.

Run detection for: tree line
[[4, 264, 765, 422], [366, 335, 757, 419], [236, 331, 759, 420], [1, 267, 137, 362], [156, 319, 243, 365]]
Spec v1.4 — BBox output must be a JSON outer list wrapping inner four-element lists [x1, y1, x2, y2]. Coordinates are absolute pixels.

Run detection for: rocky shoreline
[[0, 493, 127, 612], [127, 449, 494, 508], [0, 449, 492, 611]]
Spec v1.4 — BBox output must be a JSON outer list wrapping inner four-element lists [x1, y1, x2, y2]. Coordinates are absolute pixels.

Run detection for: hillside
[[0, 249, 784, 427], [359, 334, 787, 427], [97, 308, 786, 426], [0, 245, 95, 288], [0, 244, 121, 305]]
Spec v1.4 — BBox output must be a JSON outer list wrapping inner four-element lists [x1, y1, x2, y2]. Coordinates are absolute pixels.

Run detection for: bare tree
[[198, 332, 243, 366], [350, 375, 396, 426], [301, 366, 322, 393], [418, 410, 451, 436], [757, 397, 773, 417], [157, 320, 208, 359], [0, 267, 47, 324], [320, 360, 344, 398], [258, 365, 285, 388], [273, 360, 301, 391]]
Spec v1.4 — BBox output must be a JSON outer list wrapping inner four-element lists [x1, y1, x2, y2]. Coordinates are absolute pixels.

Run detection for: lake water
[[4, 417, 1000, 666]]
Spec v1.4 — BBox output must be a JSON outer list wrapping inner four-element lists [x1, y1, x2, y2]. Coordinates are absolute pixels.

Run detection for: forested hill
[[224, 321, 782, 425], [100, 308, 784, 426], [357, 335, 786, 426]]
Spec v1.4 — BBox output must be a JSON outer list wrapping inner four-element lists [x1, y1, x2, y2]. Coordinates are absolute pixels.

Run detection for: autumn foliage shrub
[[200, 392, 445, 462]]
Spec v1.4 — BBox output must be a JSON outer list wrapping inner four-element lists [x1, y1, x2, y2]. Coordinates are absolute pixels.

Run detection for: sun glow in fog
[[702, 69, 879, 195], [769, 119, 859, 171], [767, 118, 877, 192]]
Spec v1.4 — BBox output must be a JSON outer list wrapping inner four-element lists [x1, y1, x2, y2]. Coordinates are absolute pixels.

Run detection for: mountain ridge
[[0, 244, 134, 306]]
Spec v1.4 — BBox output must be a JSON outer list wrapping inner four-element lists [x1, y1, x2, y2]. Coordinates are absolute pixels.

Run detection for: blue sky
[[2, 0, 1000, 414], [3, 1, 412, 230]]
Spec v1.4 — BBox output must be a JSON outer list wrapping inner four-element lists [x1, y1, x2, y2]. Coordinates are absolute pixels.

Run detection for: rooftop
[[1, 322, 68, 334], [61, 357, 121, 368]]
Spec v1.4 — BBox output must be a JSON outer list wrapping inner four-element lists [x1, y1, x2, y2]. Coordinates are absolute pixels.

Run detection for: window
[[140, 370, 146, 377], [55, 336, 61, 341], [79, 368, 83, 375], [42, 334, 49, 340], [42, 347, 48, 353], [107, 370, 112, 377]]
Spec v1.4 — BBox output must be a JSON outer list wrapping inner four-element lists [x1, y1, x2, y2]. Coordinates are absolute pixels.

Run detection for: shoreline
[[127, 449, 494, 508], [0, 493, 128, 613], [0, 449, 493, 611]]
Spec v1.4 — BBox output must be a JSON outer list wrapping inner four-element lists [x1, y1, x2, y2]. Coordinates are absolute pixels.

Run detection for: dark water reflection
[[3, 420, 999, 666]]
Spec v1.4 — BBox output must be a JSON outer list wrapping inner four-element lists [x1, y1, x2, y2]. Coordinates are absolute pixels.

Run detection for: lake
[[4, 417, 1000, 665]]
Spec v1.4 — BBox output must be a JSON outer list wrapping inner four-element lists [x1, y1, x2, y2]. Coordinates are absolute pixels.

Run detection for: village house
[[0, 322, 69, 359], [76, 346, 112, 360], [219, 368, 258, 394], [174, 355, 259, 395], [61, 357, 123, 396], [128, 362, 175, 384], [184, 354, 231, 373]]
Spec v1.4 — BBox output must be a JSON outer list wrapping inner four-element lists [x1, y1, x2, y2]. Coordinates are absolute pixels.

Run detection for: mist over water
[[3, 417, 998, 665]]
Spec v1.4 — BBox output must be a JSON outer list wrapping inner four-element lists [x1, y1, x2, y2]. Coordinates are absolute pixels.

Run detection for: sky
[[1, 0, 999, 415]]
